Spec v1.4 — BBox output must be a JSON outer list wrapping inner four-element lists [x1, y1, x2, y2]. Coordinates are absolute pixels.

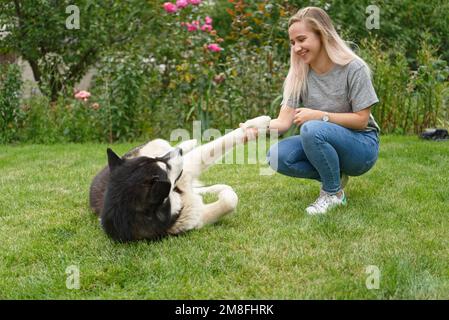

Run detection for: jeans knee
[[267, 143, 283, 171], [300, 120, 327, 144], [266, 145, 274, 167]]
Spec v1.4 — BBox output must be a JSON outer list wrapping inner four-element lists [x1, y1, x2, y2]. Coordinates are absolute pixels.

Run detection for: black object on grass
[[420, 128, 449, 141]]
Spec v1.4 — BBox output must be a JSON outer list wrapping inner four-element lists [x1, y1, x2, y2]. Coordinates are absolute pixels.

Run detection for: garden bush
[[1, 0, 448, 143], [0, 63, 23, 143]]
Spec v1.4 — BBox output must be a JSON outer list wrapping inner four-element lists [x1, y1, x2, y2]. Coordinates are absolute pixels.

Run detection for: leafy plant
[[0, 64, 23, 143]]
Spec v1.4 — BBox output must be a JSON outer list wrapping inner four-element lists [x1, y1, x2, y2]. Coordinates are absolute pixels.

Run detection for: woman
[[241, 7, 380, 215]]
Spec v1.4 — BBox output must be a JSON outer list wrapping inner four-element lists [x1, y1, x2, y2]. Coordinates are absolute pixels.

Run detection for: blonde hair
[[281, 7, 369, 107]]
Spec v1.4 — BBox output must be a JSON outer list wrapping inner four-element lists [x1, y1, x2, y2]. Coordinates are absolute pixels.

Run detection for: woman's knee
[[267, 143, 290, 172], [267, 143, 279, 170], [343, 154, 379, 176], [300, 120, 326, 143]]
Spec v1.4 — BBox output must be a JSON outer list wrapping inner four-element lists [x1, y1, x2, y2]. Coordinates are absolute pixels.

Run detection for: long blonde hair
[[281, 7, 369, 107]]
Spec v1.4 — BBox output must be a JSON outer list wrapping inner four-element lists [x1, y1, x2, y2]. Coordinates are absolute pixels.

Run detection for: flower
[[188, 0, 201, 5], [163, 2, 177, 13], [207, 44, 222, 52], [186, 23, 198, 32], [176, 0, 188, 8], [213, 73, 226, 84], [74, 90, 91, 101], [201, 24, 213, 32], [91, 103, 100, 110], [205, 16, 213, 25]]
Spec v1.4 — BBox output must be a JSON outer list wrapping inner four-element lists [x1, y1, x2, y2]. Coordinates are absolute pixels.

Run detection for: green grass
[[0, 135, 448, 299]]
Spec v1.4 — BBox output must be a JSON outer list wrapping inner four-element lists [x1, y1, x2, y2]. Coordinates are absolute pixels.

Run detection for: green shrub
[[4, 1, 448, 143], [360, 38, 449, 134], [0, 64, 23, 143]]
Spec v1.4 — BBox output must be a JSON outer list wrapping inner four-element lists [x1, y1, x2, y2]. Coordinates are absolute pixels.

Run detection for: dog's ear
[[107, 148, 123, 171], [149, 180, 172, 205]]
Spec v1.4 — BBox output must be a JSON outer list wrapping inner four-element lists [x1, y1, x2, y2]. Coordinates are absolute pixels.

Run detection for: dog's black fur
[[92, 148, 179, 242]]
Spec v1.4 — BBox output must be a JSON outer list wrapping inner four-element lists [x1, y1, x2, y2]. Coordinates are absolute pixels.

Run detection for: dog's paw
[[241, 115, 271, 130], [177, 139, 198, 154], [219, 188, 238, 212]]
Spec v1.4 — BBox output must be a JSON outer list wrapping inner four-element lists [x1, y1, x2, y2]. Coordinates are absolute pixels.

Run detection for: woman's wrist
[[316, 110, 326, 120]]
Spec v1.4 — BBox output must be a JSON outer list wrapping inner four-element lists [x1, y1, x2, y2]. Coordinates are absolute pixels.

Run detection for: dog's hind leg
[[197, 186, 238, 226]]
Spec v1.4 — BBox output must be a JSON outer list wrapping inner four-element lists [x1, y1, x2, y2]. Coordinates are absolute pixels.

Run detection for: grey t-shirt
[[287, 59, 380, 133]]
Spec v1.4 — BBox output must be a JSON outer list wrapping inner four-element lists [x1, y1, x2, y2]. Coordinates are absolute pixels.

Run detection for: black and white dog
[[89, 116, 271, 242]]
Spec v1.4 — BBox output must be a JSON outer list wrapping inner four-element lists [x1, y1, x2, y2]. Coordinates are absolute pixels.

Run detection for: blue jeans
[[266, 120, 379, 194]]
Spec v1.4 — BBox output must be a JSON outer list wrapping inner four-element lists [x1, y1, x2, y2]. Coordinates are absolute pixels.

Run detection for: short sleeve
[[284, 95, 302, 108], [348, 65, 379, 112]]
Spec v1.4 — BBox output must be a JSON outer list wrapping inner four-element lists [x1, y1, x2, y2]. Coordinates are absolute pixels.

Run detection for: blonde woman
[[241, 7, 380, 215]]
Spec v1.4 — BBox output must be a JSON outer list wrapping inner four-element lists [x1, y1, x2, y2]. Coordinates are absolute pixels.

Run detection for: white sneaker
[[306, 191, 347, 215]]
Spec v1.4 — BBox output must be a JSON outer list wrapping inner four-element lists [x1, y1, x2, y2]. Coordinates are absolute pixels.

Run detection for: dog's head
[[101, 147, 184, 242]]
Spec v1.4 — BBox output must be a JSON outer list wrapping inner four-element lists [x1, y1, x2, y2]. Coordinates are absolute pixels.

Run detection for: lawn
[[0, 135, 448, 299]]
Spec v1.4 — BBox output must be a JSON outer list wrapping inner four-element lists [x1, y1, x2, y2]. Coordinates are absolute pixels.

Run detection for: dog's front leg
[[182, 128, 246, 179], [183, 115, 270, 178]]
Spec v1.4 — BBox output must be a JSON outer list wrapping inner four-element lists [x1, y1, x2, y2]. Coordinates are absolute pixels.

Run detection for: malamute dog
[[89, 116, 270, 242]]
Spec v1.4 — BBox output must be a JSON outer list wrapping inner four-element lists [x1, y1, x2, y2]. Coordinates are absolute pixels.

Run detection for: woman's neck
[[310, 50, 334, 75]]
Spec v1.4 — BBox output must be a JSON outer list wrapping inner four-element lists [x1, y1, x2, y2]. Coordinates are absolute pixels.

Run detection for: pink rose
[[188, 0, 201, 5], [163, 2, 177, 13], [205, 16, 213, 25], [176, 0, 188, 8], [207, 44, 222, 52], [201, 24, 213, 32], [74, 90, 91, 101], [186, 23, 198, 32]]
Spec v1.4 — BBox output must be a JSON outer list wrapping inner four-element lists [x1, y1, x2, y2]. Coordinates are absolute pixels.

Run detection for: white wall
[[16, 57, 96, 99]]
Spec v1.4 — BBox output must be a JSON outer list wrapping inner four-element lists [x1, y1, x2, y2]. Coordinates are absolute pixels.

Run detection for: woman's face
[[288, 20, 322, 65]]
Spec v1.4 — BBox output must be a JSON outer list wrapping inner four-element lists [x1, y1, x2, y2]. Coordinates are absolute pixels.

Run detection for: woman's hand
[[239, 125, 259, 142], [293, 108, 323, 126], [239, 115, 271, 142]]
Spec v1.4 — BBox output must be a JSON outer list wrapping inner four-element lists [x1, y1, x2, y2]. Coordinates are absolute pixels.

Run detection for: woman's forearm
[[294, 108, 370, 130], [269, 118, 291, 135], [325, 111, 369, 130]]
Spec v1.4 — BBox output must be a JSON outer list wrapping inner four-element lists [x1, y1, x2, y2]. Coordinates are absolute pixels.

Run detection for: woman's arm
[[293, 107, 371, 130], [239, 105, 295, 139], [268, 105, 296, 134]]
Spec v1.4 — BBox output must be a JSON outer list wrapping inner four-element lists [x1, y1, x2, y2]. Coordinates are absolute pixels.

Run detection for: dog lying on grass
[[89, 116, 271, 242]]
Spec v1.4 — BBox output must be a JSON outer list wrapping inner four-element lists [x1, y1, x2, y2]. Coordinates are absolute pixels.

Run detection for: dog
[[89, 116, 271, 242]]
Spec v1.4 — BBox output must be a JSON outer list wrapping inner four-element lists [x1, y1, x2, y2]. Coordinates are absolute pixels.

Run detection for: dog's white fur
[[136, 116, 271, 235]]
